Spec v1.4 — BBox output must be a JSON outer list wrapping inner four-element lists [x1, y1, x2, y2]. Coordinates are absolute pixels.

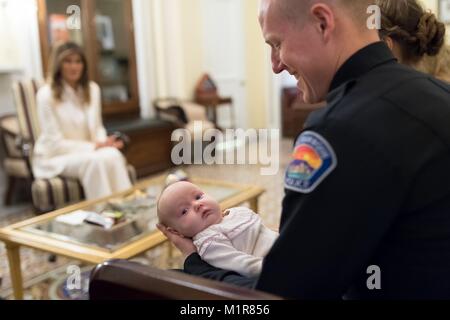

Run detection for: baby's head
[[157, 181, 222, 238]]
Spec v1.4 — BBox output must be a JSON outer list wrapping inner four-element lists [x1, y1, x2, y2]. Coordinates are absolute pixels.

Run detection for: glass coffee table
[[0, 174, 264, 300]]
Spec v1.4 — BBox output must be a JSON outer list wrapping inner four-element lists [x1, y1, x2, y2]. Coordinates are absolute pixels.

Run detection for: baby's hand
[[157, 223, 197, 258]]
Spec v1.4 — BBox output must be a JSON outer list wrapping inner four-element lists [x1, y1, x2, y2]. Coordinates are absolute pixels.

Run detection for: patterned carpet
[[0, 138, 293, 299]]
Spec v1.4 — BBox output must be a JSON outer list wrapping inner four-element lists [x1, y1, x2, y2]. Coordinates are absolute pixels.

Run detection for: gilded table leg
[[5, 243, 23, 300], [167, 241, 175, 268], [249, 197, 259, 213]]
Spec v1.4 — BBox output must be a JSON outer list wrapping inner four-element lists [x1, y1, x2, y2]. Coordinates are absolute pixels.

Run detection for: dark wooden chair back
[[89, 259, 282, 300]]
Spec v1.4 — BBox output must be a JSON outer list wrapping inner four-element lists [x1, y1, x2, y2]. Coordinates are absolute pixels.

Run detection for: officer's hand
[[157, 223, 197, 258]]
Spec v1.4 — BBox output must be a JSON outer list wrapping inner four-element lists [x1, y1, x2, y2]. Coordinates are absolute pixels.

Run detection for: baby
[[157, 181, 278, 277]]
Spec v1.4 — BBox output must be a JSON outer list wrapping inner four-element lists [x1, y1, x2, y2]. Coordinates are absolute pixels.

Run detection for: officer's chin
[[301, 90, 326, 105]]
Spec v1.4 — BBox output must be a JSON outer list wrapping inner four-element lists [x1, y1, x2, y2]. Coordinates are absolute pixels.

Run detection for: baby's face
[[158, 182, 222, 238]]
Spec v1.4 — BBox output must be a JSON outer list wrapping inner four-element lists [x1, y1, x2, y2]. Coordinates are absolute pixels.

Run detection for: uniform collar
[[328, 41, 397, 94], [304, 42, 397, 130]]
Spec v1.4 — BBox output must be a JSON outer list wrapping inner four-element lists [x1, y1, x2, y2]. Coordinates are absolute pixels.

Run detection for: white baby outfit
[[193, 207, 278, 277]]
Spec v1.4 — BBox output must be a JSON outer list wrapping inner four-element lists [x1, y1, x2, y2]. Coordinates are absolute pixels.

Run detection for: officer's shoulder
[[328, 65, 445, 119], [308, 63, 448, 128], [304, 67, 417, 134]]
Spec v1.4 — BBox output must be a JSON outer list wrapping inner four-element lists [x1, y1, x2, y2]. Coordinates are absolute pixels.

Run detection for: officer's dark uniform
[[184, 42, 450, 299]]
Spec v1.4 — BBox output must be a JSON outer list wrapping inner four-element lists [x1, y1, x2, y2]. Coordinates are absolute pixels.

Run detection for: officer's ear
[[384, 36, 394, 51], [310, 3, 335, 41], [383, 36, 403, 62]]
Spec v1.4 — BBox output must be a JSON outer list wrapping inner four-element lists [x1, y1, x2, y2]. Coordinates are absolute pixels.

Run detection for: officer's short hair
[[278, 0, 374, 27]]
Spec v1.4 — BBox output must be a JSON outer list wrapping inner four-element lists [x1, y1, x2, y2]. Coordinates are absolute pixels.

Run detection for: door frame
[[200, 0, 247, 129]]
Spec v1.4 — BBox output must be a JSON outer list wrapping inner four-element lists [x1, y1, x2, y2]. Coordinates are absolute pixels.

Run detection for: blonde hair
[[47, 42, 91, 104], [418, 46, 450, 83]]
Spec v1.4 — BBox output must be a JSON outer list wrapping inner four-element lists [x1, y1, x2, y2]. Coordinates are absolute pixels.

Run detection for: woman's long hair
[[47, 42, 91, 104]]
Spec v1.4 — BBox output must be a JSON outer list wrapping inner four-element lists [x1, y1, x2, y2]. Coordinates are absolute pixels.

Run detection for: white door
[[200, 0, 247, 129]]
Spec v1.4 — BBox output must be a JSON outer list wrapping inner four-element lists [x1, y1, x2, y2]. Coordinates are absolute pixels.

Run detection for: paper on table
[[55, 210, 94, 226]]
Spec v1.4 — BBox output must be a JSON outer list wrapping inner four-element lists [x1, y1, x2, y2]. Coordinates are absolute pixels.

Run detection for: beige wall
[[422, 0, 450, 43], [178, 0, 269, 129], [422, 0, 438, 12], [179, 0, 205, 100], [244, 0, 268, 129]]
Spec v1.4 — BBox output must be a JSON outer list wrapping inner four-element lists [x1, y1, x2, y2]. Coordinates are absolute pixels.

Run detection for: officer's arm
[[184, 253, 258, 288], [256, 123, 406, 299]]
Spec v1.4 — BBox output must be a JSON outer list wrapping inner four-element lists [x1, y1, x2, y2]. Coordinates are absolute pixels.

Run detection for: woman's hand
[[95, 136, 124, 150], [111, 139, 124, 150], [157, 223, 197, 258]]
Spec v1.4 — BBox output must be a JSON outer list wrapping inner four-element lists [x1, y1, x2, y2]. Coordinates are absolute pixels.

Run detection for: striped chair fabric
[[32, 164, 137, 213], [0, 114, 32, 205], [12, 79, 137, 213], [12, 79, 42, 145], [0, 115, 30, 179], [32, 177, 84, 212]]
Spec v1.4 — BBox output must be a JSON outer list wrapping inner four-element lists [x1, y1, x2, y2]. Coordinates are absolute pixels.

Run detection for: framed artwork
[[95, 15, 115, 50], [439, 0, 450, 24], [49, 14, 70, 44]]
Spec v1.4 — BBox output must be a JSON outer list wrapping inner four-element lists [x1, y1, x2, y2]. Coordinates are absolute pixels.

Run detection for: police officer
[[158, 0, 450, 299]]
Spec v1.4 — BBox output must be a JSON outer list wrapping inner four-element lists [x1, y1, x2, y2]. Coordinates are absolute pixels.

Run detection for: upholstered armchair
[[153, 98, 218, 162], [10, 79, 137, 213], [153, 97, 216, 134], [0, 114, 32, 205], [89, 259, 282, 300]]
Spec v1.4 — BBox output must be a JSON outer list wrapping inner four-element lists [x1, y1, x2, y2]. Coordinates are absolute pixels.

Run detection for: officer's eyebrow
[[265, 33, 281, 46]]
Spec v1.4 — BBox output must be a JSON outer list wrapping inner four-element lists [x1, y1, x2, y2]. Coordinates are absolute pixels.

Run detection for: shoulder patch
[[285, 131, 337, 194]]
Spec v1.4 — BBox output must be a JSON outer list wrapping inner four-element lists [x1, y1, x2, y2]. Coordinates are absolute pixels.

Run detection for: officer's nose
[[271, 49, 286, 74]]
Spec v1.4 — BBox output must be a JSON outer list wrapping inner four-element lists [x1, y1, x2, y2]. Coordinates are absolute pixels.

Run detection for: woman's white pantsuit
[[33, 81, 132, 200]]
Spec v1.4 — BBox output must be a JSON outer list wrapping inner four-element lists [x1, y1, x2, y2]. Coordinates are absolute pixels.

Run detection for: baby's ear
[[166, 227, 184, 238]]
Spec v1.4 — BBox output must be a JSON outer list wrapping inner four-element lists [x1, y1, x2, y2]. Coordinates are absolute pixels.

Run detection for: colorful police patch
[[285, 131, 337, 194]]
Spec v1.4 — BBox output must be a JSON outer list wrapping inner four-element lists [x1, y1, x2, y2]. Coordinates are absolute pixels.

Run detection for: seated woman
[[377, 0, 450, 82], [33, 42, 132, 200]]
